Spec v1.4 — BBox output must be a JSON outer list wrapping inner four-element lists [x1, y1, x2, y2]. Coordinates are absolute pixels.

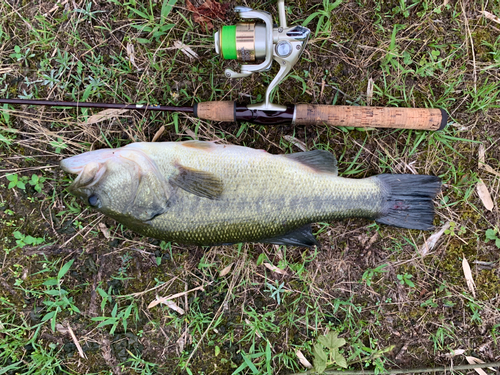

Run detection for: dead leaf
[[174, 40, 199, 59], [148, 285, 205, 309], [481, 10, 500, 25], [177, 330, 189, 353], [465, 356, 488, 375], [319, 79, 325, 99], [184, 128, 198, 139], [67, 323, 87, 359], [478, 144, 500, 177], [98, 223, 110, 239], [419, 221, 450, 257], [366, 78, 374, 106], [56, 323, 86, 359], [462, 257, 476, 298], [160, 299, 185, 315], [479, 144, 486, 165], [152, 125, 165, 142], [483, 164, 500, 177], [84, 108, 129, 125], [219, 263, 233, 277], [476, 179, 494, 211], [365, 232, 378, 249], [186, 0, 229, 32], [55, 324, 69, 335], [43, 0, 69, 16], [283, 135, 307, 151], [296, 350, 313, 368], [263, 262, 287, 275], [126, 42, 140, 70], [445, 348, 466, 357]]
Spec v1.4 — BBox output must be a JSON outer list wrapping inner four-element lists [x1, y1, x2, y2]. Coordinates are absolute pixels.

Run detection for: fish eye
[[88, 195, 100, 207]]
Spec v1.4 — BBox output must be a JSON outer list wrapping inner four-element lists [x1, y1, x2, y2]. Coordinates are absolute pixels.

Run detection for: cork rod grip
[[194, 101, 235, 122], [294, 105, 447, 130]]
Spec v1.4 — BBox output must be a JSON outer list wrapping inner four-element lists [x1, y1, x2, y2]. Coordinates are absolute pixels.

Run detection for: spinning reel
[[214, 0, 310, 111]]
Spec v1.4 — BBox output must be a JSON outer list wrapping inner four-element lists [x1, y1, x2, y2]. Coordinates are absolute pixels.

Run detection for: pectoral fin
[[260, 225, 319, 247], [284, 150, 338, 174], [170, 165, 223, 200]]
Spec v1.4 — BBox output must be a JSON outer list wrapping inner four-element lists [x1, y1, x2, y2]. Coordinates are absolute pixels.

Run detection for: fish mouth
[[60, 159, 82, 175], [60, 149, 116, 174], [61, 149, 116, 195]]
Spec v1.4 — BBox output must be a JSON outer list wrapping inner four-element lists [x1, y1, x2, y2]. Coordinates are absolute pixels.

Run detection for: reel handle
[[194, 101, 448, 130]]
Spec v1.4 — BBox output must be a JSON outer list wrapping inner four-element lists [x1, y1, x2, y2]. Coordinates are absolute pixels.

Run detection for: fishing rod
[[0, 98, 447, 130], [0, 0, 448, 131]]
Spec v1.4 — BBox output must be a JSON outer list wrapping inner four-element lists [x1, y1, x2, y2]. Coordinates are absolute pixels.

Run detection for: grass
[[0, 0, 500, 374]]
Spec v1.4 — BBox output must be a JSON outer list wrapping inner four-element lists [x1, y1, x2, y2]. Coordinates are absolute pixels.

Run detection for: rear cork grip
[[194, 101, 235, 122], [294, 105, 447, 130]]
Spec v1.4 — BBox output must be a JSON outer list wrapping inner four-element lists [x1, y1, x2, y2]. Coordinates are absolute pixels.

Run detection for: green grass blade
[[57, 259, 74, 280], [161, 0, 178, 22]]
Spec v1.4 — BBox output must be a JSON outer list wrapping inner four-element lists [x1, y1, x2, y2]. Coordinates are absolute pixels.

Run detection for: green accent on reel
[[220, 25, 237, 60]]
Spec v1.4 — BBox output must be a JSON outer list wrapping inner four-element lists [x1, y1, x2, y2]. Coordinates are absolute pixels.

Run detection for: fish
[[60, 141, 441, 247]]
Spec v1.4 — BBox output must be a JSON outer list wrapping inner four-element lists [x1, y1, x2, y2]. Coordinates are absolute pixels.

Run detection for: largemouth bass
[[60, 141, 441, 246]]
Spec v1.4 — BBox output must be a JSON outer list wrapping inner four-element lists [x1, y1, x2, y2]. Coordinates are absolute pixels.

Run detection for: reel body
[[214, 0, 310, 111]]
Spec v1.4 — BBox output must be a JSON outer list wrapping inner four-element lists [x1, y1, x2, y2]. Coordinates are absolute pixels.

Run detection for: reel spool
[[214, 0, 310, 111]]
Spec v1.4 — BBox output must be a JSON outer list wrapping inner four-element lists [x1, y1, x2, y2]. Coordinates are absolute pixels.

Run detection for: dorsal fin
[[181, 140, 215, 150], [284, 150, 338, 174], [170, 164, 223, 200]]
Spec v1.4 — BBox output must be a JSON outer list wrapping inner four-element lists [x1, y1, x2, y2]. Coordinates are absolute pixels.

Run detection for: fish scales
[[60, 141, 440, 246], [133, 143, 381, 244]]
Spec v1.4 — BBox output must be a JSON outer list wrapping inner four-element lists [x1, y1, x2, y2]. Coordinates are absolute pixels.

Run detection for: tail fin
[[375, 174, 441, 230]]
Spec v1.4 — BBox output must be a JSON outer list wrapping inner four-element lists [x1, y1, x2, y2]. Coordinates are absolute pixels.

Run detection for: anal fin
[[259, 225, 319, 247]]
